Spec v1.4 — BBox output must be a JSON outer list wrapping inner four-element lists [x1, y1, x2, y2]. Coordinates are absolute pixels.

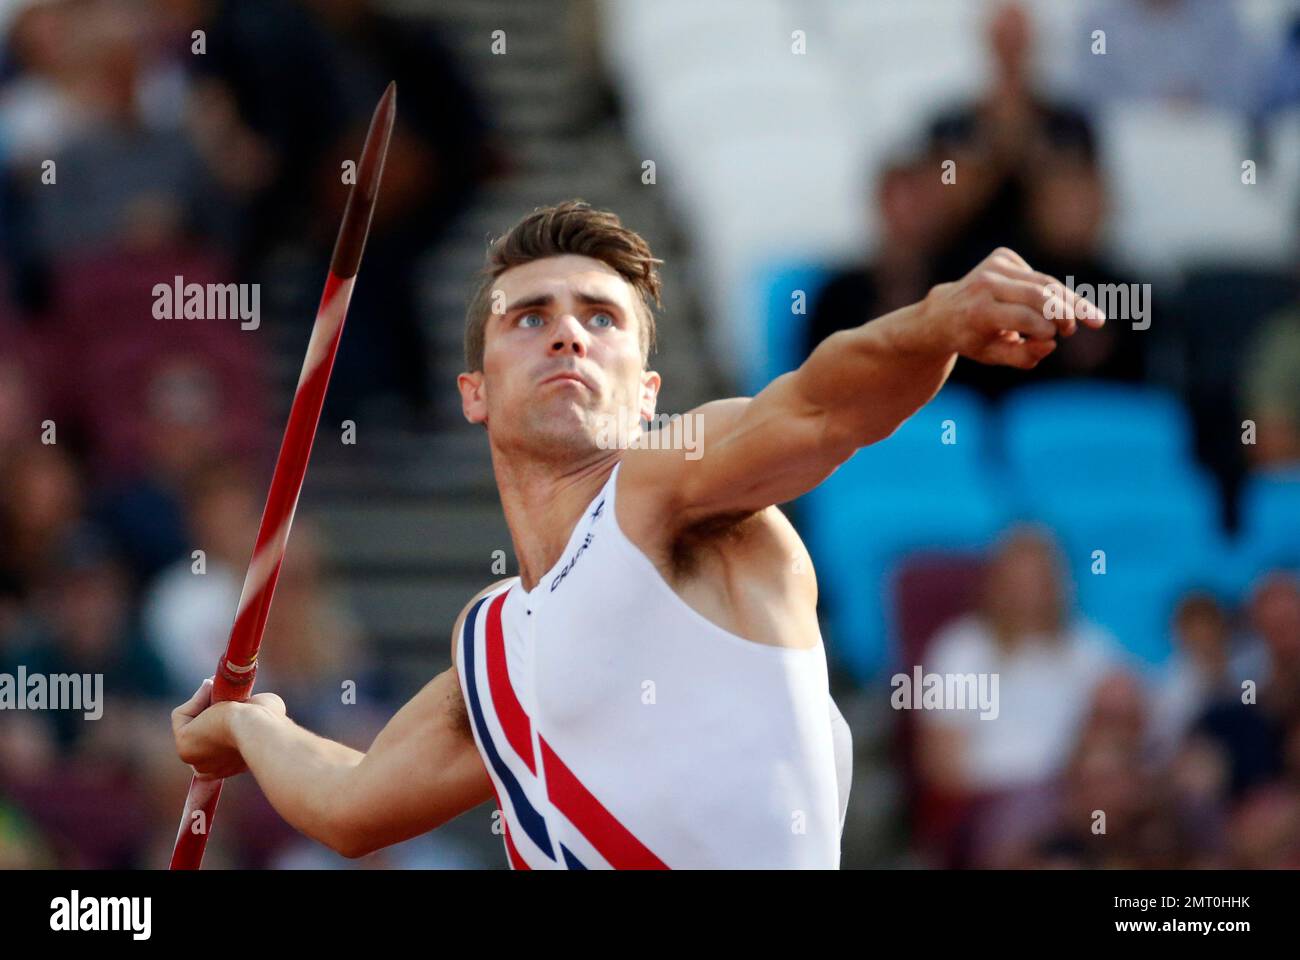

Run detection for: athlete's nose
[[549, 313, 588, 357]]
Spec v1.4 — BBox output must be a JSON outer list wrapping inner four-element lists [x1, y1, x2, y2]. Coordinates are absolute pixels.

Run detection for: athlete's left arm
[[622, 248, 1103, 526]]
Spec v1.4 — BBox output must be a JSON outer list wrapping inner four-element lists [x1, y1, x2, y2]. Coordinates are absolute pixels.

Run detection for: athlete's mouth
[[539, 370, 593, 390]]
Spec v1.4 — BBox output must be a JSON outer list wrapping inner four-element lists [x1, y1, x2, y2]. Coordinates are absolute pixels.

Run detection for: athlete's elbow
[[322, 811, 385, 859], [333, 833, 378, 860], [309, 780, 380, 859]]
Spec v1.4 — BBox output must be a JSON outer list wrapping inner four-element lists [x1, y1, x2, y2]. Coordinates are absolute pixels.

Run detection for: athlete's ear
[[458, 370, 488, 425], [639, 368, 661, 423]]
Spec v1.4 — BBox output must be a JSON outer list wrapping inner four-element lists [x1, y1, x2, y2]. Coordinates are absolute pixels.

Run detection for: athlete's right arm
[[171, 586, 504, 859]]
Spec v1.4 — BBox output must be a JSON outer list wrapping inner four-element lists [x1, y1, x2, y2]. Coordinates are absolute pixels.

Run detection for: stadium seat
[[635, 61, 845, 161], [1025, 474, 1226, 665], [751, 259, 832, 394], [1072, 557, 1215, 667], [1000, 382, 1196, 492], [825, 0, 983, 149], [893, 550, 987, 670], [680, 131, 868, 385], [997, 382, 1228, 664], [802, 387, 1006, 680], [1238, 468, 1300, 571], [601, 0, 787, 82], [1097, 103, 1295, 275], [890, 549, 987, 854], [812, 486, 1010, 682]]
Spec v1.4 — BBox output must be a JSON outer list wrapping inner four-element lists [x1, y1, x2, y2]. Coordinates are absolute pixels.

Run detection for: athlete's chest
[[500, 550, 649, 732]]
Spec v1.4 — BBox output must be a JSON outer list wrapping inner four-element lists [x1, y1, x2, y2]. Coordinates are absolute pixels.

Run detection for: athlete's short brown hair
[[463, 200, 662, 372]]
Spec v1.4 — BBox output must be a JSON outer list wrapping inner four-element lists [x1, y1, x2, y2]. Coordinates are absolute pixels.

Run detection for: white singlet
[[454, 460, 852, 869]]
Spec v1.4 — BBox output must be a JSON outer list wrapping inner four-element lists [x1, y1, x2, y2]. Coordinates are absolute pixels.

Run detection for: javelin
[[169, 82, 396, 870]]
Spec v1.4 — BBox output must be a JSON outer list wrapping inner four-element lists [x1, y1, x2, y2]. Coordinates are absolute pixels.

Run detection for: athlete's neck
[[491, 448, 621, 592]]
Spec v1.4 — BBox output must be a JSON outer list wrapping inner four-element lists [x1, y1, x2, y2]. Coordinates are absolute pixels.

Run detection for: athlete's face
[[458, 255, 660, 458]]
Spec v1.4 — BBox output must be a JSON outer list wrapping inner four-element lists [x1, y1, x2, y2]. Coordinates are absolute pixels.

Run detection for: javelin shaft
[[169, 82, 396, 870]]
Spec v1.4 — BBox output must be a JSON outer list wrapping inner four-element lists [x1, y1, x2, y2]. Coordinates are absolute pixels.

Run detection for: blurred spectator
[[1226, 783, 1300, 868], [2, 0, 238, 302], [1015, 697, 1205, 868], [807, 4, 1121, 385], [0, 798, 56, 868], [24, 523, 170, 751], [1019, 155, 1149, 379], [1193, 571, 1300, 798], [0, 328, 47, 479], [190, 0, 499, 423], [91, 346, 270, 584], [1254, 13, 1300, 121], [1249, 571, 1300, 724], [0, 564, 60, 790], [917, 526, 1122, 800], [991, 672, 1236, 868], [1151, 592, 1238, 758], [0, 441, 84, 597], [304, 0, 498, 422], [948, 152, 1150, 399], [803, 152, 946, 359], [259, 519, 387, 745], [1241, 301, 1300, 467], [927, 2, 1096, 281], [180, 0, 352, 267], [141, 459, 259, 694], [0, 0, 96, 166], [1073, 0, 1254, 112]]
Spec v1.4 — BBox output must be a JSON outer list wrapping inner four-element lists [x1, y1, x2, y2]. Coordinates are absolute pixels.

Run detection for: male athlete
[[173, 200, 1103, 868]]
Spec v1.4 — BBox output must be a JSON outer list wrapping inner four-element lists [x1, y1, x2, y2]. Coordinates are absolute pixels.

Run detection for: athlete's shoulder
[[614, 397, 752, 532], [449, 577, 518, 665]]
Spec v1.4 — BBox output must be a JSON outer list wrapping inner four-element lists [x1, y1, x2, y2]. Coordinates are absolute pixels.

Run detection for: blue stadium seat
[[998, 381, 1239, 662], [1023, 473, 1226, 665], [800, 387, 1007, 680], [816, 487, 1011, 682], [1238, 468, 1300, 570], [751, 260, 831, 395], [1072, 559, 1201, 666], [1001, 382, 1195, 493]]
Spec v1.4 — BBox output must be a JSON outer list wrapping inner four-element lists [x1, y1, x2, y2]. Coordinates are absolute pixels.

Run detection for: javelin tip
[[329, 81, 397, 279]]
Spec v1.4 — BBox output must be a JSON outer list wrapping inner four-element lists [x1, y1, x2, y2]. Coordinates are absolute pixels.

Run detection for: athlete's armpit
[[446, 578, 514, 743], [444, 670, 473, 740]]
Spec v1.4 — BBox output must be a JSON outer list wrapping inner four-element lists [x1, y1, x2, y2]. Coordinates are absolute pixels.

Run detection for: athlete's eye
[[517, 312, 545, 329], [589, 312, 614, 329]]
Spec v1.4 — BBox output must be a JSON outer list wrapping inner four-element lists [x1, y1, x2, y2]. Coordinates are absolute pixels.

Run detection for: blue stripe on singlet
[[560, 844, 587, 869], [461, 593, 555, 862]]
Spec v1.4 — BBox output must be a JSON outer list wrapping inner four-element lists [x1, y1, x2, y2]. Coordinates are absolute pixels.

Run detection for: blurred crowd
[[903, 527, 1300, 868], [0, 0, 497, 867], [805, 1, 1300, 868], [806, 1, 1300, 477], [0, 0, 1296, 871]]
